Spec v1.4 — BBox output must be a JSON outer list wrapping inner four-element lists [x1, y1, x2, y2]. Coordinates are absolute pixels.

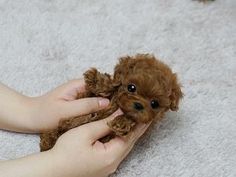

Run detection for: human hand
[[29, 79, 110, 132], [0, 110, 150, 177], [0, 81, 149, 177], [49, 110, 151, 177]]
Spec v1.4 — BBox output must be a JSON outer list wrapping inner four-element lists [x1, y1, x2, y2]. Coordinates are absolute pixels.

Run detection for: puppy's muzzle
[[133, 102, 144, 111]]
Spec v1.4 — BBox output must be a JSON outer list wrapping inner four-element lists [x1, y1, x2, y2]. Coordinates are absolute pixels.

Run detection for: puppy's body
[[40, 54, 183, 151]]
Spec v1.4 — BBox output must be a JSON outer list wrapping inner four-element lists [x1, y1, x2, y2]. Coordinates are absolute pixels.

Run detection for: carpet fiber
[[0, 0, 235, 176]]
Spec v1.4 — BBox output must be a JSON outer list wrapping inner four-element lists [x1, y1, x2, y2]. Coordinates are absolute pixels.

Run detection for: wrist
[[41, 150, 62, 177], [0, 150, 58, 177], [18, 95, 42, 133], [48, 149, 72, 177], [0, 85, 40, 133], [25, 95, 47, 133]]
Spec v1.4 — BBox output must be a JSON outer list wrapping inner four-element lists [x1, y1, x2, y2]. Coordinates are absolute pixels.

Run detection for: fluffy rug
[[0, 0, 235, 176]]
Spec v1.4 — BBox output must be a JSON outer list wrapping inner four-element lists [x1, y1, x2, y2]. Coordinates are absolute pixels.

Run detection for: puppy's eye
[[151, 100, 159, 109], [127, 84, 136, 92]]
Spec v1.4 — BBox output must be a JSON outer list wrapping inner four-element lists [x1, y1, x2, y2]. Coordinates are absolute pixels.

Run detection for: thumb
[[63, 97, 110, 117], [79, 109, 123, 144], [103, 122, 151, 159]]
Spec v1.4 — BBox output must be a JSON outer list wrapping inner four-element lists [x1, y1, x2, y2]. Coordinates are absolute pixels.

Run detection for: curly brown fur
[[40, 54, 183, 151]]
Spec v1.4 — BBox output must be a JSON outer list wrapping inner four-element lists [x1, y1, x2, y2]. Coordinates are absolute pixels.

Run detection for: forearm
[[0, 151, 57, 177], [0, 83, 35, 132]]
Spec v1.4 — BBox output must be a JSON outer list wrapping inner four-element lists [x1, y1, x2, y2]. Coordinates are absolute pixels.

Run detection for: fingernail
[[142, 122, 151, 130], [137, 123, 148, 130], [113, 109, 123, 116], [98, 98, 110, 107]]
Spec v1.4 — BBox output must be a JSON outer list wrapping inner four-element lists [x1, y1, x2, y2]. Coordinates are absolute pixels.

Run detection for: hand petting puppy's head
[[113, 54, 183, 123]]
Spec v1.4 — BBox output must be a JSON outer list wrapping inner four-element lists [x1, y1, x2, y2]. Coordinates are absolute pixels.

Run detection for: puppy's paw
[[108, 115, 136, 136], [84, 68, 99, 89], [84, 68, 114, 97]]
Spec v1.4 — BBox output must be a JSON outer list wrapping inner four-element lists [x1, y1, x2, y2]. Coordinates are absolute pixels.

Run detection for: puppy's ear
[[169, 73, 183, 111], [113, 56, 135, 85]]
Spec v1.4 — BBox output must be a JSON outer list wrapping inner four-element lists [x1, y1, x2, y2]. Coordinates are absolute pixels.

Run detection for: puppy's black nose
[[133, 102, 144, 111]]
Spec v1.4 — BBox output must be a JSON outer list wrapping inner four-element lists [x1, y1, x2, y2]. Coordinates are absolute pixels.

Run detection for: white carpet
[[0, 0, 236, 176]]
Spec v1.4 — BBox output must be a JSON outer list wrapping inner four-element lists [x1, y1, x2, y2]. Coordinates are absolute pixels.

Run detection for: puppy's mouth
[[126, 112, 142, 122]]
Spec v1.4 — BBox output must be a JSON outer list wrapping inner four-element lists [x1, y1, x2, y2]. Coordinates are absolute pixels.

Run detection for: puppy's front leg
[[107, 115, 136, 136], [84, 68, 117, 97]]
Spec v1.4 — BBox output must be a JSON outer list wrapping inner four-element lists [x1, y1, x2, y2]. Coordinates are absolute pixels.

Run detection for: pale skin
[[0, 79, 150, 177]]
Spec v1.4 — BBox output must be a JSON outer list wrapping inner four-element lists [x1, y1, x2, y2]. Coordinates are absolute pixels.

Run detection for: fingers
[[104, 122, 151, 159], [118, 122, 151, 160], [80, 110, 123, 143], [128, 122, 151, 144], [63, 97, 110, 117]]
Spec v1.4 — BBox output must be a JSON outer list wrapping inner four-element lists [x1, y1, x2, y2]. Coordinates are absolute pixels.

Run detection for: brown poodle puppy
[[40, 54, 183, 151]]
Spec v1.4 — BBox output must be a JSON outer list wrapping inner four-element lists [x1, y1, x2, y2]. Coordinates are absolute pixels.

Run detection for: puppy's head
[[113, 54, 183, 123]]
